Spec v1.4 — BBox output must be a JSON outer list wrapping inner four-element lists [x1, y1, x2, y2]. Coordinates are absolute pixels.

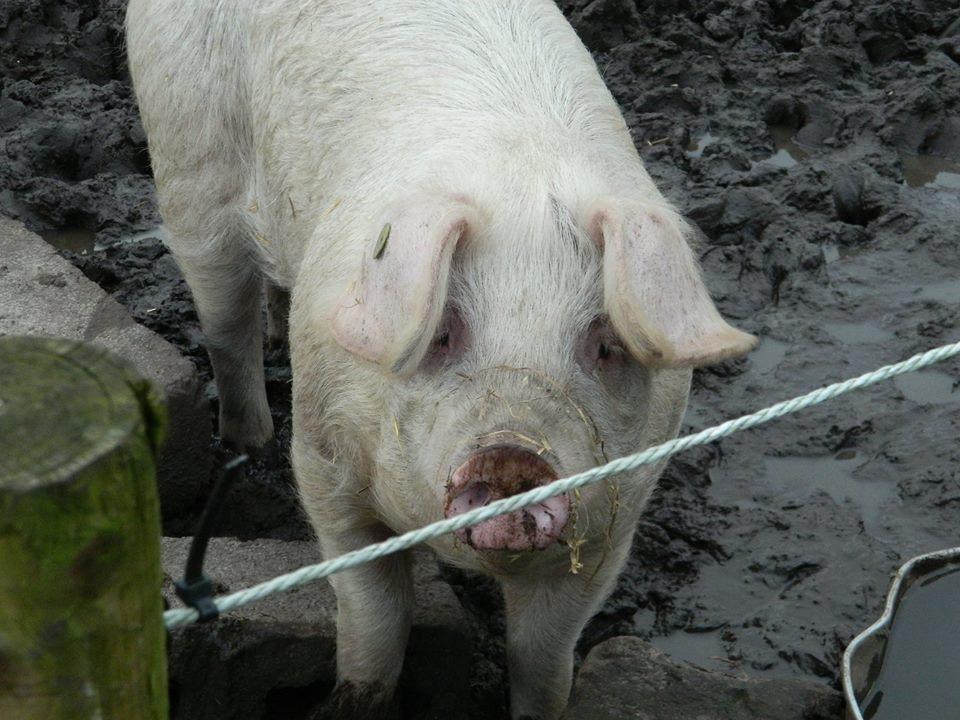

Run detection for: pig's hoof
[[309, 681, 399, 720], [218, 409, 275, 454], [245, 437, 282, 466], [219, 431, 276, 458]]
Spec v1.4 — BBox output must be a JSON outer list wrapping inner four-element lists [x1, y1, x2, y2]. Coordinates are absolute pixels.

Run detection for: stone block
[[0, 216, 211, 518], [161, 538, 472, 720]]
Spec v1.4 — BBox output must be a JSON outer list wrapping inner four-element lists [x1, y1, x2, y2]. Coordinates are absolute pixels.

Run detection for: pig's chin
[[443, 446, 570, 551]]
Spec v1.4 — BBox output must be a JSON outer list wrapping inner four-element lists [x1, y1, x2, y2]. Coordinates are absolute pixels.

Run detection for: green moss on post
[[0, 337, 168, 720]]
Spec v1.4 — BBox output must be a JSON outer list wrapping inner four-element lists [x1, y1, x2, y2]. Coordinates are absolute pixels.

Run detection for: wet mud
[[3, 0, 959, 717]]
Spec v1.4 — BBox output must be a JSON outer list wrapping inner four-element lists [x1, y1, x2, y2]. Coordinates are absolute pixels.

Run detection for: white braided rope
[[164, 340, 960, 629]]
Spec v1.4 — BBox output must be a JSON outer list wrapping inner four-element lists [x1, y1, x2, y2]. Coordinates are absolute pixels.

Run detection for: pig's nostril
[[463, 483, 490, 507], [447, 482, 492, 517], [444, 446, 569, 551], [527, 504, 554, 533]]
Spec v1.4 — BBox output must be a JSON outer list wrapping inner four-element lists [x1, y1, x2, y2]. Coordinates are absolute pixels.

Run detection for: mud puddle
[[122, 226, 167, 244], [39, 226, 164, 255], [687, 124, 809, 170], [758, 125, 809, 170], [824, 322, 894, 345], [40, 228, 96, 254], [685, 132, 719, 159], [751, 337, 790, 375], [647, 628, 732, 674], [894, 371, 957, 405], [766, 453, 894, 533], [916, 279, 960, 305], [707, 451, 897, 534], [900, 154, 960, 191]]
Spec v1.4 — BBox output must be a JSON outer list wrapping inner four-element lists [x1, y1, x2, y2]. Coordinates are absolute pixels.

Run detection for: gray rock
[[0, 216, 211, 517], [569, 636, 843, 720], [162, 538, 472, 720]]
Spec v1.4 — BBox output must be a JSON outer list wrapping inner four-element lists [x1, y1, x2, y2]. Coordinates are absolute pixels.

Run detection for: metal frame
[[842, 546, 960, 720]]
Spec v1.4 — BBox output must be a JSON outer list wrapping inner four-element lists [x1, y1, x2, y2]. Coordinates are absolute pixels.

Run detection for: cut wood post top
[[0, 336, 166, 490], [0, 336, 169, 720]]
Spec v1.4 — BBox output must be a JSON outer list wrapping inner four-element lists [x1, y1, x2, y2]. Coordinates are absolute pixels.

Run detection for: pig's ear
[[331, 194, 475, 375], [589, 200, 757, 368]]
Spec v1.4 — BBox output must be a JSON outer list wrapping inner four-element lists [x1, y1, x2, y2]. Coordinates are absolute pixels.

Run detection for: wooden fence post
[[0, 337, 169, 719]]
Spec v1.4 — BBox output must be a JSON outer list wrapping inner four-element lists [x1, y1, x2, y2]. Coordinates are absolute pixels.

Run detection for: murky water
[[639, 563, 736, 670], [860, 565, 960, 720], [824, 322, 894, 344], [685, 132, 718, 159], [900, 153, 960, 190], [916, 279, 960, 304], [751, 337, 790, 375], [123, 226, 166, 244], [648, 626, 730, 672], [822, 242, 841, 263], [40, 227, 95, 253], [708, 449, 897, 534], [687, 126, 808, 169], [821, 241, 867, 264], [754, 125, 808, 169], [894, 371, 957, 405], [762, 453, 895, 532], [39, 225, 165, 254]]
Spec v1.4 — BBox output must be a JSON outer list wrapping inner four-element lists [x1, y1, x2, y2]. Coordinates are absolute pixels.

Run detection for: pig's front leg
[[311, 525, 414, 719], [500, 540, 632, 720], [172, 237, 274, 451]]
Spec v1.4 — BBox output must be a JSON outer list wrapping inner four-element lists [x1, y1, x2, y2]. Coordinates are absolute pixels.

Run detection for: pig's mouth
[[443, 445, 570, 551]]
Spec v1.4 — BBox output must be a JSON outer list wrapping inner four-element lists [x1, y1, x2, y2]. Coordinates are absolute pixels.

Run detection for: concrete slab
[[0, 216, 211, 517], [161, 538, 472, 720]]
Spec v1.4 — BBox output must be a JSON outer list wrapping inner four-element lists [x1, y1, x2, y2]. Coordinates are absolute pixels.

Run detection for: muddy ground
[[2, 0, 959, 717]]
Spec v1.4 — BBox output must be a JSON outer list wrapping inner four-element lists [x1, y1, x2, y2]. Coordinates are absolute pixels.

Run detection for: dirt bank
[[3, 0, 958, 716]]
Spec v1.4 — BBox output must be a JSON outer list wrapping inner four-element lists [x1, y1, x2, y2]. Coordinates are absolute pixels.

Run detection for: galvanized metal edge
[[842, 546, 960, 720]]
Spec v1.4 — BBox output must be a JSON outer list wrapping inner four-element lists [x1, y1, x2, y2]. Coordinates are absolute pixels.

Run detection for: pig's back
[[126, 0, 254, 199], [128, 0, 647, 282], [252, 0, 633, 173], [247, 0, 644, 264]]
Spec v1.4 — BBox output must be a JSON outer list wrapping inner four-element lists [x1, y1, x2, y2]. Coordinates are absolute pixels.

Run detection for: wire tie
[[174, 454, 247, 622]]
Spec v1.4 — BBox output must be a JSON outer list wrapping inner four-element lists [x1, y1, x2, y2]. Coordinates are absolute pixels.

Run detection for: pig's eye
[[578, 317, 625, 374], [423, 308, 466, 371]]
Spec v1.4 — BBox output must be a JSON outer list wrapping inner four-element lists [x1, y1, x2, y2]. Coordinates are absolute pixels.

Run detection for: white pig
[[126, 1, 756, 717]]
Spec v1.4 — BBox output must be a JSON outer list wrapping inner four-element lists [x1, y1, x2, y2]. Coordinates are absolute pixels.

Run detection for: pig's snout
[[444, 446, 569, 551]]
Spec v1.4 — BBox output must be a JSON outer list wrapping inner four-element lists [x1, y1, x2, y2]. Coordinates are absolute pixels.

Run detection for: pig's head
[[329, 191, 755, 562]]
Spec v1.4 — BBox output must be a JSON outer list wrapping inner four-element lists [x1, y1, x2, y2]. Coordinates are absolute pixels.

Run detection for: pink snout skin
[[443, 446, 570, 551]]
